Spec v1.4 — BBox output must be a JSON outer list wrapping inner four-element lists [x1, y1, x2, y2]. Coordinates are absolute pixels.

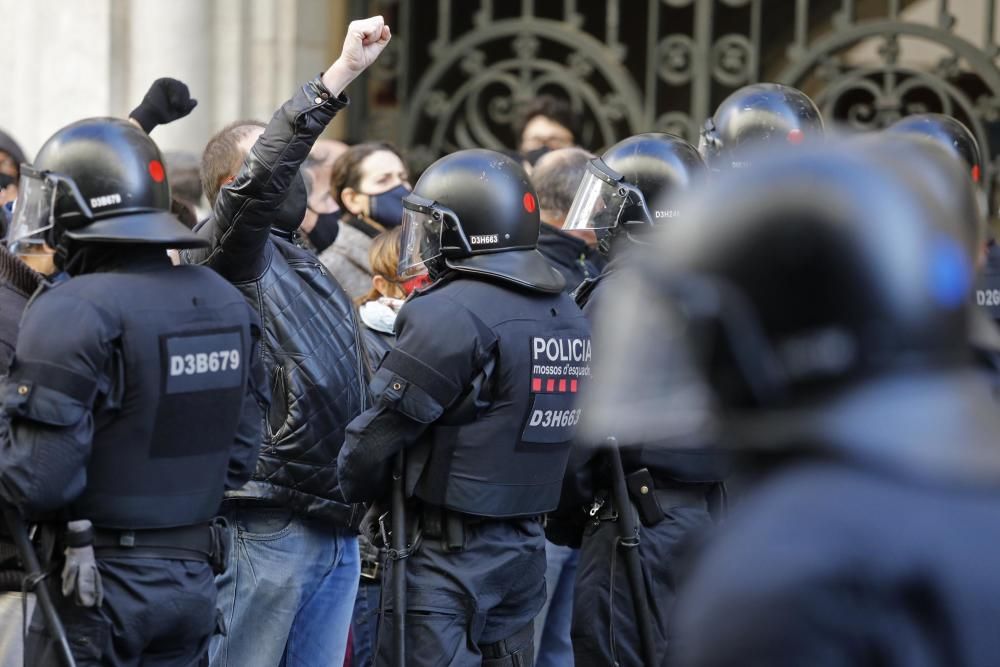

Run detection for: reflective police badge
[[522, 335, 591, 444]]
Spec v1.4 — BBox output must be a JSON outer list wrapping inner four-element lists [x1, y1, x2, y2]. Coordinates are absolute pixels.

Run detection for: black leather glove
[[129, 78, 198, 134], [358, 498, 389, 549]]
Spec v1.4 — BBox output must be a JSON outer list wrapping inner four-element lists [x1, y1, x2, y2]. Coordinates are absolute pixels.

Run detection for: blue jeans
[[210, 505, 360, 667], [534, 542, 578, 667], [349, 581, 381, 666]]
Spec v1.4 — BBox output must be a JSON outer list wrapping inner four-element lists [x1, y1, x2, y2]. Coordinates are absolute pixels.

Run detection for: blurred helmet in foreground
[[580, 139, 973, 448]]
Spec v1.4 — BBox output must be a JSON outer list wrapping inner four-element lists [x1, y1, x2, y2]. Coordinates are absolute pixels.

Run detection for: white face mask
[[359, 297, 404, 334]]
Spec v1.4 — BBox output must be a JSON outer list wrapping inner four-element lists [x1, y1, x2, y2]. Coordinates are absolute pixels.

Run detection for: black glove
[[358, 498, 389, 549], [129, 78, 198, 134]]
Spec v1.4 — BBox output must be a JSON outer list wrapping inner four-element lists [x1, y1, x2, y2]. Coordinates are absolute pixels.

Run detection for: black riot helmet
[[398, 148, 564, 292], [7, 117, 206, 258], [580, 141, 973, 446], [563, 133, 705, 256], [699, 83, 824, 171], [886, 113, 983, 185]]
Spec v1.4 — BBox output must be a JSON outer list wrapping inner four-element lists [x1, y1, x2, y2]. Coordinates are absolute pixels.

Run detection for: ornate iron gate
[[349, 0, 1000, 191]]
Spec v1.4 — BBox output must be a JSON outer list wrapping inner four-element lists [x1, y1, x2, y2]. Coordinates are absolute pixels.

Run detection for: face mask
[[365, 184, 410, 229], [524, 146, 551, 166], [272, 171, 308, 233], [307, 210, 341, 252], [402, 273, 431, 294]]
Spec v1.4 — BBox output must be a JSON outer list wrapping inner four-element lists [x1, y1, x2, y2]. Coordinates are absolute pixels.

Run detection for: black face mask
[[307, 210, 341, 252], [365, 184, 410, 229], [272, 171, 308, 234], [524, 146, 551, 166]]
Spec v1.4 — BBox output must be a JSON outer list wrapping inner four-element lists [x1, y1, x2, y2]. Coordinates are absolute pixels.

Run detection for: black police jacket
[[670, 369, 1000, 667], [0, 252, 266, 529], [186, 77, 367, 526], [535, 224, 605, 295], [339, 274, 592, 517]]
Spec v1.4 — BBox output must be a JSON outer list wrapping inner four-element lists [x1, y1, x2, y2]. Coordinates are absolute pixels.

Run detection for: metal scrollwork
[[779, 12, 1000, 199], [658, 35, 696, 86], [360, 0, 1000, 190], [401, 16, 643, 164], [711, 34, 754, 87]]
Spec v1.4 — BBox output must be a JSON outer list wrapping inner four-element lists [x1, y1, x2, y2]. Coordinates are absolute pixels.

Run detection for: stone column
[[125, 0, 215, 154], [0, 0, 114, 158]]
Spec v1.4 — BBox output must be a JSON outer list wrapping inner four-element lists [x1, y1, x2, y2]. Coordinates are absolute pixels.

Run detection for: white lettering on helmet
[[89, 193, 122, 209], [469, 234, 499, 245]]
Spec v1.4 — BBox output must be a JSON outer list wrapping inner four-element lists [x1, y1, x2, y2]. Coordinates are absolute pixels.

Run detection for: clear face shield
[[398, 194, 450, 279], [578, 259, 789, 448], [563, 158, 652, 232], [578, 263, 718, 448], [6, 165, 93, 256]]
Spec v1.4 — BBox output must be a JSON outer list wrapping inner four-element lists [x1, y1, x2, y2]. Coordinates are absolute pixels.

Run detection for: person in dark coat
[[182, 17, 391, 666]]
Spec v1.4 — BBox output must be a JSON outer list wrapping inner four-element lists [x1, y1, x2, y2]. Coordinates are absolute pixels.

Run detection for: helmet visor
[[563, 159, 634, 231], [398, 195, 444, 278], [7, 168, 57, 254], [578, 263, 717, 448]]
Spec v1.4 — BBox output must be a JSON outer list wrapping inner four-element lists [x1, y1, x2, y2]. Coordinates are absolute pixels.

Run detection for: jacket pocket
[[267, 363, 288, 440]]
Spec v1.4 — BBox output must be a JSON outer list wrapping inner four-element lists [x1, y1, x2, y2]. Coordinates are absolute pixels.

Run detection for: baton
[[2, 507, 76, 667], [607, 437, 658, 666]]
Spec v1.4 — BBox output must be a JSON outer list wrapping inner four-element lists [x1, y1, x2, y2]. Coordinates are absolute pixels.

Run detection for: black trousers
[[375, 517, 544, 666], [26, 557, 217, 667], [571, 494, 714, 667]]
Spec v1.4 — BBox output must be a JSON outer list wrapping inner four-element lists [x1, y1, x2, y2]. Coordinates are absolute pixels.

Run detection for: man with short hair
[[183, 17, 391, 666], [532, 147, 604, 294]]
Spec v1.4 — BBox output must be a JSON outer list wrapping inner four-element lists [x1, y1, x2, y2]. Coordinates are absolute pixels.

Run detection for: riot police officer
[[883, 115, 997, 304], [699, 82, 824, 171], [581, 139, 1000, 666], [558, 132, 724, 666], [0, 118, 266, 666], [338, 148, 591, 666]]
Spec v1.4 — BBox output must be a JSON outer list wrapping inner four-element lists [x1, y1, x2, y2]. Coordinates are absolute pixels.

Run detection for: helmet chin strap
[[597, 220, 648, 257]]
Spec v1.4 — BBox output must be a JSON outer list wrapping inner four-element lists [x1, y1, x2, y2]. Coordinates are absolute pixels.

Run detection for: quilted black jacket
[[186, 77, 367, 526]]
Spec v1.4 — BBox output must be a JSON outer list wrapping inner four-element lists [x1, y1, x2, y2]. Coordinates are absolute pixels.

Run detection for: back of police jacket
[[339, 276, 592, 518], [192, 76, 367, 526], [0, 252, 266, 529]]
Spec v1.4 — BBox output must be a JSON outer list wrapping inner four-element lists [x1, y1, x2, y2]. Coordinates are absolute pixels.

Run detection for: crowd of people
[[1, 12, 1000, 667]]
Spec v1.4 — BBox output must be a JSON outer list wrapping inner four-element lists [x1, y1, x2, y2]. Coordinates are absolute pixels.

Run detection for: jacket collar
[[537, 223, 590, 255]]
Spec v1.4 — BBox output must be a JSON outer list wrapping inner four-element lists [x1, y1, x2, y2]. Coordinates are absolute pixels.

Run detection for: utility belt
[[418, 505, 490, 553], [92, 518, 230, 575], [380, 503, 539, 557], [591, 469, 713, 528]]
